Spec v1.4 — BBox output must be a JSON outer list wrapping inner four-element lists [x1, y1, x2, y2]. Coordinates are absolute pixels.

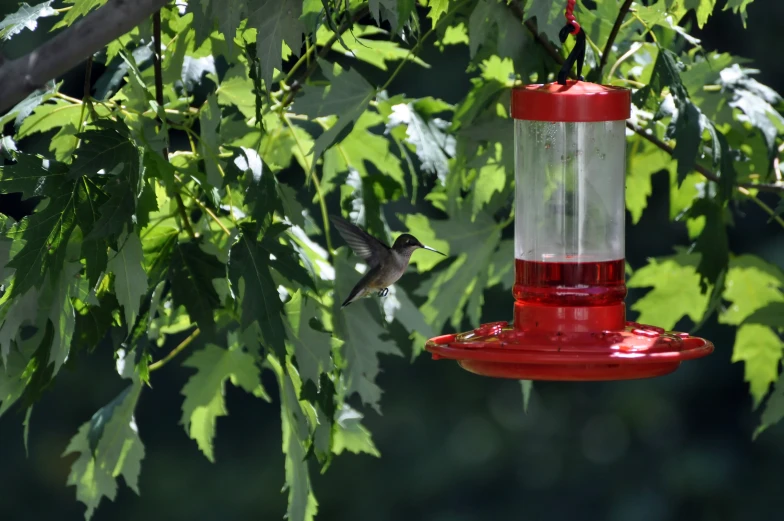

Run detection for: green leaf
[[217, 70, 258, 120], [332, 250, 402, 413], [280, 380, 318, 521], [315, 25, 428, 72], [17, 99, 83, 141], [53, 0, 106, 29], [284, 291, 333, 384], [627, 137, 675, 224], [0, 340, 36, 417], [744, 302, 784, 328], [181, 342, 267, 462], [63, 381, 144, 521], [0, 81, 56, 128], [228, 228, 287, 358], [521, 380, 533, 413], [471, 146, 506, 219], [44, 261, 81, 373], [6, 177, 78, 298], [720, 255, 784, 325], [719, 64, 784, 165], [0, 288, 40, 364], [69, 122, 139, 180], [107, 231, 147, 333], [685, 198, 728, 293], [628, 252, 709, 330], [295, 61, 375, 164], [323, 111, 406, 197], [247, 0, 303, 90], [633, 49, 688, 110], [523, 0, 566, 45], [685, 0, 717, 27], [672, 101, 702, 185], [199, 93, 223, 187], [0, 153, 65, 200], [333, 404, 380, 456], [75, 178, 110, 288], [757, 369, 784, 438], [732, 324, 783, 408], [85, 179, 137, 242], [426, 0, 449, 25], [0, 1, 56, 41], [169, 241, 225, 339], [723, 0, 756, 27], [387, 99, 455, 183]]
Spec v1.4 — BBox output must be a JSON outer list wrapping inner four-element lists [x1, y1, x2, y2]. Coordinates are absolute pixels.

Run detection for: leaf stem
[[628, 121, 784, 194], [153, 10, 196, 240], [279, 6, 370, 109], [55, 91, 82, 104], [597, 0, 634, 79], [738, 187, 784, 230], [379, 0, 470, 93], [281, 114, 333, 253], [149, 328, 201, 371]]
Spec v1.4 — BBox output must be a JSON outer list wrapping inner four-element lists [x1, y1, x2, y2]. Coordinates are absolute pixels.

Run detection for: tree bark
[[0, 0, 172, 114]]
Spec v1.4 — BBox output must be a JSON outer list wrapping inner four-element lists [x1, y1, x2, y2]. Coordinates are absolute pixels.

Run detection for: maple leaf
[[295, 61, 375, 166], [0, 1, 56, 40], [627, 251, 709, 330], [228, 227, 287, 358], [284, 290, 333, 385], [247, 0, 303, 91], [107, 231, 147, 333], [732, 324, 783, 409], [169, 241, 226, 339], [63, 381, 144, 521], [180, 341, 267, 462]]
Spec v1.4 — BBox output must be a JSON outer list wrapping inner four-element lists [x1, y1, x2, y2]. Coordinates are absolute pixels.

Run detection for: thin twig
[[508, 4, 784, 195], [282, 114, 333, 253], [152, 11, 197, 240], [628, 122, 784, 193], [149, 328, 201, 371], [738, 187, 784, 229], [279, 6, 369, 108], [598, 0, 634, 78], [83, 56, 93, 99]]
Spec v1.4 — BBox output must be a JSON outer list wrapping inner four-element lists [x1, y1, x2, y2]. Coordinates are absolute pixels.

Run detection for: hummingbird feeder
[[424, 75, 714, 380]]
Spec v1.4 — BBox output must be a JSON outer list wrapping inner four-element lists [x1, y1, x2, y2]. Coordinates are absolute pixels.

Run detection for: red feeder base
[[425, 321, 714, 381]]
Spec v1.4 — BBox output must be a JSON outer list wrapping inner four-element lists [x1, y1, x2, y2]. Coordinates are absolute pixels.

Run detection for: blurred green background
[[2, 1, 784, 520]]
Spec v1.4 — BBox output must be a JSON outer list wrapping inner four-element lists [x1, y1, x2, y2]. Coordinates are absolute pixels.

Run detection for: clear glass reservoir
[[510, 81, 631, 330]]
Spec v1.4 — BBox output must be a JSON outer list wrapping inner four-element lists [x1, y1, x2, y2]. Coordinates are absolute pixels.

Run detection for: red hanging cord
[[565, 0, 581, 35]]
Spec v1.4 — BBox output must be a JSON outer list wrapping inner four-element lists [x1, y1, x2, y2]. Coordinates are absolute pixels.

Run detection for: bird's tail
[[341, 273, 372, 308], [341, 286, 366, 308]]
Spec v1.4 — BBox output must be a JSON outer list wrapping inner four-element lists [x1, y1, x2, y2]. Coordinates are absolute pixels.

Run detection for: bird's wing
[[330, 214, 389, 268]]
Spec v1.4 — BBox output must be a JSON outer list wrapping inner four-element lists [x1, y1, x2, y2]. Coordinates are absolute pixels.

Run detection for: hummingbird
[[330, 214, 446, 308]]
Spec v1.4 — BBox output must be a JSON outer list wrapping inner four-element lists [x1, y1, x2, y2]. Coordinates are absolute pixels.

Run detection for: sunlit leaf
[[180, 341, 267, 462]]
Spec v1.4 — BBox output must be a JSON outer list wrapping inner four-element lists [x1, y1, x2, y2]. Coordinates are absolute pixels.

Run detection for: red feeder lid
[[425, 322, 713, 381], [511, 80, 630, 122]]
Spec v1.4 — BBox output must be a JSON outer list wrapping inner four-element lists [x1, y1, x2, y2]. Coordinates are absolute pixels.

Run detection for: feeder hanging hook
[[557, 0, 586, 85]]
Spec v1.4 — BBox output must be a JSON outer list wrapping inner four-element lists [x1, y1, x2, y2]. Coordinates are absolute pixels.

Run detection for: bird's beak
[[421, 245, 446, 256]]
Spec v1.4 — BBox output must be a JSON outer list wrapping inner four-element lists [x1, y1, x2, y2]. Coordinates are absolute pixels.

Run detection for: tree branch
[[508, 1, 564, 65], [509, 3, 784, 195], [598, 0, 634, 78], [628, 122, 784, 193], [0, 0, 171, 115]]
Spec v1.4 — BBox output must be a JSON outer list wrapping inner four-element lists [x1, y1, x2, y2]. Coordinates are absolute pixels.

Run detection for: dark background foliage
[[1, 1, 783, 520]]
